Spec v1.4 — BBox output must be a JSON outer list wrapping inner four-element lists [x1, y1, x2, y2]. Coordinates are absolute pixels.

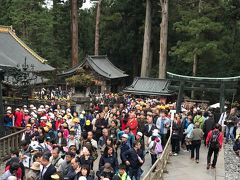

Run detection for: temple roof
[[0, 25, 55, 72], [123, 77, 174, 96], [60, 55, 128, 79]]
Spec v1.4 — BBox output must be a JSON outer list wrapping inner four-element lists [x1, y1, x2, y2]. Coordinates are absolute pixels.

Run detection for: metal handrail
[[143, 121, 173, 180], [0, 128, 25, 162]]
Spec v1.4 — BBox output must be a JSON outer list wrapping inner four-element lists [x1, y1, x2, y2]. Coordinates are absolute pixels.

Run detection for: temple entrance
[[167, 72, 240, 113]]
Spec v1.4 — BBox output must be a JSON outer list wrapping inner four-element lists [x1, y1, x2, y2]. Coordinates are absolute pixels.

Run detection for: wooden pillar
[[219, 83, 225, 114], [176, 81, 184, 113], [0, 69, 5, 133]]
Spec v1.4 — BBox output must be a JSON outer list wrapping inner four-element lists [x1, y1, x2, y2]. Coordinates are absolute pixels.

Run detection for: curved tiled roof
[[60, 55, 128, 79], [0, 25, 55, 72], [124, 77, 174, 96]]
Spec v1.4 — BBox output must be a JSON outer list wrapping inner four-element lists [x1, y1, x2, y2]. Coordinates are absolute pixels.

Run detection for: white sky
[[44, 0, 94, 9]]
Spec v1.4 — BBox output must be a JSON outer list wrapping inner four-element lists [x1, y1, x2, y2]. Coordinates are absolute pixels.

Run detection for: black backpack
[[209, 130, 220, 149]]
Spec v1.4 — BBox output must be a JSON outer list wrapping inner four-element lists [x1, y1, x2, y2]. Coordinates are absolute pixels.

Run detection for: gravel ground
[[224, 142, 240, 180]]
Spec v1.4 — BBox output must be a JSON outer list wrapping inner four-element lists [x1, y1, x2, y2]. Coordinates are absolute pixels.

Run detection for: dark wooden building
[[59, 55, 128, 94]]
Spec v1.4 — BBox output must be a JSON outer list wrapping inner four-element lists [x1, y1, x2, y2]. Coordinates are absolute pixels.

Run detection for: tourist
[[148, 129, 162, 165], [156, 110, 171, 147], [181, 113, 192, 149], [122, 141, 144, 180], [193, 111, 204, 129], [119, 134, 130, 162], [206, 124, 223, 169], [76, 165, 94, 180], [79, 147, 94, 170], [39, 152, 56, 180], [59, 151, 75, 177], [2, 162, 20, 180], [171, 114, 182, 156], [50, 147, 64, 171], [26, 161, 41, 180], [233, 136, 240, 156], [190, 122, 204, 163], [203, 112, 215, 146], [112, 164, 131, 180], [99, 146, 119, 172], [126, 110, 138, 136], [64, 157, 81, 180], [183, 117, 194, 152], [225, 108, 238, 143], [143, 112, 156, 149]]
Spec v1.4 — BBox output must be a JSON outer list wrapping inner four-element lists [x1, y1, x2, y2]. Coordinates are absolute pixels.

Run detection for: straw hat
[[51, 174, 60, 180], [44, 126, 49, 132], [30, 162, 40, 171]]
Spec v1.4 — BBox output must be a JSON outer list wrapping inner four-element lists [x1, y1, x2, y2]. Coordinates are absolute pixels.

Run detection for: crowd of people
[[2, 93, 240, 180]]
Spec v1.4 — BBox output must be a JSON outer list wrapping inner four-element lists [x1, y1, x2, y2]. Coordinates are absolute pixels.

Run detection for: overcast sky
[[45, 0, 94, 9]]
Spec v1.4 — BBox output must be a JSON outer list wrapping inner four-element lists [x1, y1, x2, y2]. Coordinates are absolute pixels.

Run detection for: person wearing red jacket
[[14, 108, 23, 127], [127, 111, 138, 136], [206, 123, 223, 169]]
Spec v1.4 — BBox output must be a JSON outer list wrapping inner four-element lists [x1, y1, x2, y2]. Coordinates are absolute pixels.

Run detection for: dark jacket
[[120, 142, 130, 160], [64, 166, 77, 180], [79, 155, 94, 170], [203, 117, 215, 135], [144, 123, 156, 137], [99, 154, 119, 171], [122, 148, 143, 168], [40, 164, 56, 180], [171, 121, 182, 139]]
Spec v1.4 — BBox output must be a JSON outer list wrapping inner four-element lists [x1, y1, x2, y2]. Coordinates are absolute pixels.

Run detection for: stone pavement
[[163, 145, 225, 180]]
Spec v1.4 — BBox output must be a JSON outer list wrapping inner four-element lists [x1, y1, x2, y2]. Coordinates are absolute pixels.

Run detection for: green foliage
[[0, 0, 240, 81], [65, 68, 95, 87]]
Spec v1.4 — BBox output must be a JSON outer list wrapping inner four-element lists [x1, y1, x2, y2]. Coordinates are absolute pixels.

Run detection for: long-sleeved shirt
[[156, 117, 171, 134], [184, 123, 194, 138], [122, 148, 143, 168]]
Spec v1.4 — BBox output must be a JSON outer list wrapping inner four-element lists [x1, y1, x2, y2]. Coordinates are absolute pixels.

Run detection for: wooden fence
[[142, 121, 173, 180], [0, 127, 25, 162]]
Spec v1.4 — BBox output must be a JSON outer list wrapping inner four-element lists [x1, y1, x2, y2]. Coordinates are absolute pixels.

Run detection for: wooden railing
[[142, 122, 173, 180], [0, 128, 25, 162]]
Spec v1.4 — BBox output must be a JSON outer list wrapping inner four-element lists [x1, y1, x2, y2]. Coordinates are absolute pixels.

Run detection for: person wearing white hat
[[120, 133, 130, 162], [3, 110, 14, 127], [6, 106, 12, 111], [147, 128, 162, 166]]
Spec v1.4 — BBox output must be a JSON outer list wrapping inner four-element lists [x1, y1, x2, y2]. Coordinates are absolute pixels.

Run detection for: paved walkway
[[163, 145, 225, 180]]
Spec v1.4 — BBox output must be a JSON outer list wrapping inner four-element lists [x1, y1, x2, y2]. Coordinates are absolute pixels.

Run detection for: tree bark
[[71, 0, 78, 67], [94, 0, 102, 56], [141, 0, 152, 77], [159, 0, 169, 79]]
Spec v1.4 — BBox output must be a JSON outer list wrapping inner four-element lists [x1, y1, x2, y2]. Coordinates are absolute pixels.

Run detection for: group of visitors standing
[[171, 106, 240, 169], [2, 93, 240, 180], [2, 95, 171, 180]]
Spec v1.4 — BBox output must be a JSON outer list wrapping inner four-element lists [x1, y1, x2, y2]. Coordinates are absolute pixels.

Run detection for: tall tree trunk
[[94, 0, 102, 56], [71, 0, 78, 67], [191, 52, 197, 98], [159, 0, 169, 79], [191, 0, 202, 98], [141, 0, 152, 77]]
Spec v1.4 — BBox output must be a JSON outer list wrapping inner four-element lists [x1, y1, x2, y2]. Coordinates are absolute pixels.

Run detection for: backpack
[[209, 130, 220, 149], [151, 138, 163, 155]]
